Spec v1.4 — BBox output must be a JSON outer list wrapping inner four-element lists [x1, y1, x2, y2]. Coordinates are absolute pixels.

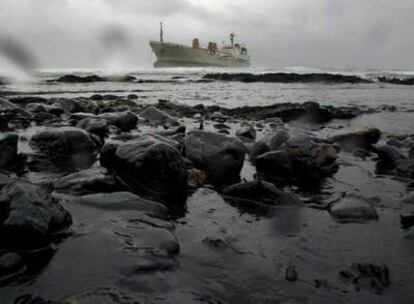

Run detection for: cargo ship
[[149, 23, 250, 68]]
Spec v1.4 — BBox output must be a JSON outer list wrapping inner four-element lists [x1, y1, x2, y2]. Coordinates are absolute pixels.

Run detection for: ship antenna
[[160, 22, 164, 43]]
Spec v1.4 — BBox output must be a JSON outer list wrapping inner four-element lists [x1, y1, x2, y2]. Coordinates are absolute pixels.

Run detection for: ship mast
[[230, 32, 236, 48], [160, 22, 164, 43]]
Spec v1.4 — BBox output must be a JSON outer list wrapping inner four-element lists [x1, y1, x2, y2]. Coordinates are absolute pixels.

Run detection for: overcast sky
[[0, 0, 413, 70]]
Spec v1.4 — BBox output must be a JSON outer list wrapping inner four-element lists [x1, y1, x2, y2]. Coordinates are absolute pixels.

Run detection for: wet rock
[[184, 130, 246, 185], [409, 144, 414, 159], [53, 74, 105, 83], [30, 127, 97, 158], [76, 192, 168, 214], [400, 215, 414, 229], [394, 159, 414, 179], [378, 76, 414, 85], [328, 127, 381, 151], [0, 173, 14, 189], [213, 122, 230, 130], [0, 97, 32, 118], [328, 194, 378, 222], [54, 168, 125, 195], [58, 287, 155, 304], [373, 144, 406, 166], [0, 180, 72, 250], [140, 106, 179, 127], [76, 117, 109, 139], [285, 263, 298, 281], [210, 111, 227, 122], [249, 141, 270, 162], [204, 72, 372, 84], [26, 103, 64, 116], [222, 180, 301, 208], [111, 134, 188, 206], [57, 98, 83, 113], [99, 110, 138, 131], [218, 129, 230, 135], [256, 131, 338, 184], [339, 262, 390, 292], [0, 252, 26, 281], [99, 140, 122, 170], [256, 150, 293, 183], [266, 128, 290, 150], [0, 133, 18, 168], [236, 124, 256, 142], [401, 192, 414, 205]]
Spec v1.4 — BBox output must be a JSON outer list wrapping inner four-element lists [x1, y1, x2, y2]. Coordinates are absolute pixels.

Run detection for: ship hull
[[150, 41, 250, 68]]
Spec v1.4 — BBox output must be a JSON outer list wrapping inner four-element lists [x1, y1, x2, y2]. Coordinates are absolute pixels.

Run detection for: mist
[[0, 0, 413, 70]]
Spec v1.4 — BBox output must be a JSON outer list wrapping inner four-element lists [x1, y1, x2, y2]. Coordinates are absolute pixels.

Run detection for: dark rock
[[99, 111, 138, 131], [54, 168, 125, 195], [285, 264, 298, 281], [99, 140, 122, 169], [210, 111, 227, 122], [328, 194, 378, 222], [328, 127, 381, 151], [0, 97, 32, 118], [184, 130, 246, 185], [249, 141, 270, 162], [400, 215, 414, 229], [26, 103, 64, 116], [256, 150, 292, 181], [213, 123, 231, 130], [340, 262, 390, 292], [378, 76, 414, 85], [76, 117, 109, 139], [127, 94, 138, 100], [90, 94, 103, 101], [76, 191, 168, 214], [0, 252, 26, 280], [9, 96, 47, 106], [373, 145, 406, 166], [394, 158, 414, 179], [53, 74, 105, 83], [111, 134, 188, 206], [0, 133, 18, 168], [30, 127, 97, 158], [204, 72, 372, 84], [57, 98, 82, 113], [256, 130, 338, 184], [409, 144, 414, 159], [140, 106, 179, 127], [401, 192, 414, 204], [0, 173, 14, 189], [218, 129, 230, 135], [222, 180, 301, 208], [236, 124, 256, 141], [0, 180, 72, 250]]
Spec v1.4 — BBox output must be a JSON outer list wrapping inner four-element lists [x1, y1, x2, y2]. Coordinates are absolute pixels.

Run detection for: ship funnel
[[192, 38, 199, 48]]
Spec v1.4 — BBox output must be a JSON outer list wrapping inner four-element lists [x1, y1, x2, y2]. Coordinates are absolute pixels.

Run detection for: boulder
[[222, 180, 301, 208], [76, 191, 168, 214], [76, 117, 109, 139], [0, 180, 72, 250], [328, 127, 381, 151], [236, 124, 256, 142], [25, 103, 64, 116], [401, 192, 414, 205], [256, 130, 338, 183], [99, 111, 138, 131], [184, 130, 247, 185], [30, 127, 97, 158], [0, 252, 26, 281], [111, 135, 188, 206], [54, 168, 125, 195], [140, 106, 179, 127], [0, 133, 18, 168], [328, 194, 378, 222]]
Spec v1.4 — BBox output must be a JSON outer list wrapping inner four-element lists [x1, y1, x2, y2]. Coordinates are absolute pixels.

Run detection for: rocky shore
[[1, 74, 414, 303]]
